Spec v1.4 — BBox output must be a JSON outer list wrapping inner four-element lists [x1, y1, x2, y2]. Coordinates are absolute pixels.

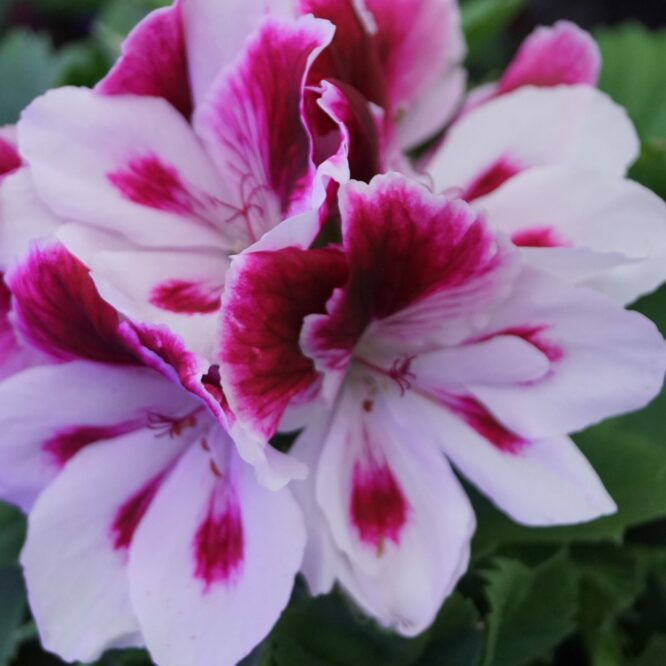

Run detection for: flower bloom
[[219, 172, 666, 634], [0, 244, 305, 666], [16, 0, 464, 360], [0, 0, 665, 663]]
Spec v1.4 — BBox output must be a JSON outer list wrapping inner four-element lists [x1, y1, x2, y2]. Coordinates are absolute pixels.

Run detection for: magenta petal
[[220, 246, 347, 440], [8, 244, 137, 364], [499, 21, 601, 95], [195, 15, 335, 242], [97, 1, 193, 118]]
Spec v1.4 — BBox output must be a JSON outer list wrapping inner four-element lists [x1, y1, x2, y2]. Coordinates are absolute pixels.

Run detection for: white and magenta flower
[[1, 0, 666, 663], [0, 244, 305, 666], [16, 0, 464, 361], [219, 172, 666, 634]]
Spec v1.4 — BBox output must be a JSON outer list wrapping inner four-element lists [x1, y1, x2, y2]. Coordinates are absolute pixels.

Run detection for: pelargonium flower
[[0, 244, 305, 666], [16, 0, 464, 361], [219, 172, 666, 634], [425, 83, 666, 303]]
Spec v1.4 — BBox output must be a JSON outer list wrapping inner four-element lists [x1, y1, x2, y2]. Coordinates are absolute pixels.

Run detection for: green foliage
[[0, 566, 28, 666], [480, 550, 578, 666], [596, 25, 666, 142], [0, 31, 68, 124]]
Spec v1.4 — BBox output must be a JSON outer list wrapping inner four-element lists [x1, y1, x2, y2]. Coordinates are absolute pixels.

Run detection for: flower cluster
[[0, 1, 665, 665]]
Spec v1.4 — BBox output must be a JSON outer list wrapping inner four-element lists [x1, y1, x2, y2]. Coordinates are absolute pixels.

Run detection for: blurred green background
[[0, 1, 665, 665]]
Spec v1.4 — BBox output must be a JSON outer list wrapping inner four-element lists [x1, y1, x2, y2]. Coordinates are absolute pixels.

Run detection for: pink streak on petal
[[441, 394, 527, 454], [504, 325, 564, 363], [193, 490, 244, 591], [461, 157, 522, 202], [8, 245, 138, 365], [97, 2, 193, 118], [351, 461, 409, 548], [511, 225, 572, 248], [149, 279, 222, 314], [111, 472, 166, 551], [108, 155, 197, 215], [220, 246, 347, 440], [499, 22, 601, 95], [0, 137, 21, 177], [44, 421, 142, 468]]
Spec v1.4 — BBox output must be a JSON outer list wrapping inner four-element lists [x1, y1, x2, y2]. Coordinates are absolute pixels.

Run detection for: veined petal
[[7, 244, 137, 365], [128, 436, 305, 666], [315, 385, 475, 636], [19, 88, 235, 249], [0, 274, 38, 380], [469, 268, 666, 439], [498, 21, 600, 94], [365, 0, 464, 113], [300, 0, 387, 108], [194, 15, 335, 243], [427, 86, 639, 199], [182, 0, 294, 103], [316, 79, 383, 184], [480, 165, 666, 304], [219, 245, 347, 440], [401, 391, 615, 526], [97, 0, 192, 118], [302, 173, 515, 374], [0, 361, 189, 510], [20, 427, 189, 663]]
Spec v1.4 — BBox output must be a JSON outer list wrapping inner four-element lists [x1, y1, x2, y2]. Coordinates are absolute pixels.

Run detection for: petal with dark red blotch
[[128, 438, 305, 666], [499, 22, 600, 95], [302, 173, 514, 372], [194, 15, 335, 242], [315, 385, 474, 636], [0, 361, 190, 510], [97, 1, 193, 118], [182, 0, 294, 103], [316, 79, 383, 184], [300, 0, 386, 108], [400, 390, 616, 526], [0, 273, 37, 380], [466, 268, 666, 441], [478, 165, 666, 304], [19, 88, 234, 250], [8, 244, 137, 365], [427, 86, 639, 198], [20, 428, 188, 663], [0, 135, 21, 177], [219, 245, 347, 440], [365, 0, 463, 113]]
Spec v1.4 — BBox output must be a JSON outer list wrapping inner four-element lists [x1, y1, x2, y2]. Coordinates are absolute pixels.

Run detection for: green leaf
[[481, 550, 578, 666], [596, 24, 666, 141], [415, 594, 484, 666], [462, 0, 526, 55], [260, 592, 429, 666], [0, 502, 25, 567], [0, 565, 27, 666], [628, 635, 666, 666], [0, 30, 73, 124], [573, 545, 649, 665]]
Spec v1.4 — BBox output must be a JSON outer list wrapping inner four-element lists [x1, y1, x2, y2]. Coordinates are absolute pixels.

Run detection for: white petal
[[21, 428, 187, 663], [427, 86, 639, 194], [128, 438, 305, 666]]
